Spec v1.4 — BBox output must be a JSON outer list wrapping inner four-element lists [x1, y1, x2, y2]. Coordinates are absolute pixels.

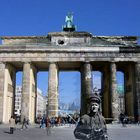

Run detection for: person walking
[[119, 113, 127, 127], [46, 117, 51, 135], [21, 117, 28, 130], [40, 117, 46, 128], [9, 116, 16, 134]]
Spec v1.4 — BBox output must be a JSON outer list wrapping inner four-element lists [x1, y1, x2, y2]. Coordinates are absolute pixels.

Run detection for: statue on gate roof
[[63, 12, 76, 32]]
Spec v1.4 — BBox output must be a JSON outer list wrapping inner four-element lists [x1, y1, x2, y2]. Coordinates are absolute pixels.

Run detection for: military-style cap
[[88, 93, 101, 104]]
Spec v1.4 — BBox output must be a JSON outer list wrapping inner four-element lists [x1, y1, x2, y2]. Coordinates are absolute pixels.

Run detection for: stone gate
[[0, 31, 140, 123]]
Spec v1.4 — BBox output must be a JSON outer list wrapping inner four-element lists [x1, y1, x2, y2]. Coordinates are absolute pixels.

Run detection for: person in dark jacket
[[21, 117, 28, 130], [74, 93, 108, 140]]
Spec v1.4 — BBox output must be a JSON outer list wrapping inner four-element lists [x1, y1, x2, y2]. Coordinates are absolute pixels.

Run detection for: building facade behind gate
[[0, 31, 140, 123]]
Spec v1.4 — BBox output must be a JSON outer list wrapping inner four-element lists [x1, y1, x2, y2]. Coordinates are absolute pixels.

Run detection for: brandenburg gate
[[0, 16, 140, 123]]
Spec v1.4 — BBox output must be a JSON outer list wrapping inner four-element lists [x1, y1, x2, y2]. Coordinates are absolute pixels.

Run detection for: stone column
[[110, 62, 120, 121], [21, 62, 31, 122], [21, 62, 37, 123], [0, 62, 6, 123], [12, 69, 16, 117], [81, 62, 93, 115], [124, 64, 135, 117], [102, 64, 110, 119], [0, 62, 16, 123], [48, 62, 59, 117], [30, 64, 37, 123], [135, 62, 140, 120], [6, 64, 16, 122]]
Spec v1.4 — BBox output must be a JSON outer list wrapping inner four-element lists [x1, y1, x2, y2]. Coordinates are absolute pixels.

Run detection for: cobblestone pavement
[[0, 124, 140, 140]]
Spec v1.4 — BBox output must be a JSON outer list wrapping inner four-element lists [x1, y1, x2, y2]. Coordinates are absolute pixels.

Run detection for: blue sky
[[1, 0, 139, 103], [0, 0, 140, 36]]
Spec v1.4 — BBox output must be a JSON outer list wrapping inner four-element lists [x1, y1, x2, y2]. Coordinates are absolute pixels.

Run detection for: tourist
[[9, 116, 16, 134], [21, 117, 28, 130], [46, 117, 51, 135]]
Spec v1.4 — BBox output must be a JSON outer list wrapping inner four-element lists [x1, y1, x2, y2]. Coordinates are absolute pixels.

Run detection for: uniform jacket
[[74, 112, 108, 140]]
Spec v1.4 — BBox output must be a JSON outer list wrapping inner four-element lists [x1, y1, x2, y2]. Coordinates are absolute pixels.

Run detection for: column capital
[[48, 61, 57, 64], [22, 61, 31, 64], [82, 61, 91, 64], [110, 62, 117, 70], [85, 61, 90, 63], [48, 62, 59, 68], [110, 61, 116, 64]]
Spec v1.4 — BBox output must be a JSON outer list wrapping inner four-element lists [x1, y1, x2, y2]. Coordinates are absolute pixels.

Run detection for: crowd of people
[[37, 115, 79, 128], [8, 111, 140, 136], [8, 114, 79, 134], [119, 113, 136, 127], [9, 116, 31, 134]]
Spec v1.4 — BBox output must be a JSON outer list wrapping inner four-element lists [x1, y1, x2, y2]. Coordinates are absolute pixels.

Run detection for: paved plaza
[[0, 124, 140, 140]]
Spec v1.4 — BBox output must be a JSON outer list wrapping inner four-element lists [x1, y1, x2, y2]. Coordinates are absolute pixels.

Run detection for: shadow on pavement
[[3, 131, 11, 134]]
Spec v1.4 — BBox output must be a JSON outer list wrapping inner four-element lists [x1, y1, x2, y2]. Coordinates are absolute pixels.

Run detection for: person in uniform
[[74, 93, 108, 140]]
